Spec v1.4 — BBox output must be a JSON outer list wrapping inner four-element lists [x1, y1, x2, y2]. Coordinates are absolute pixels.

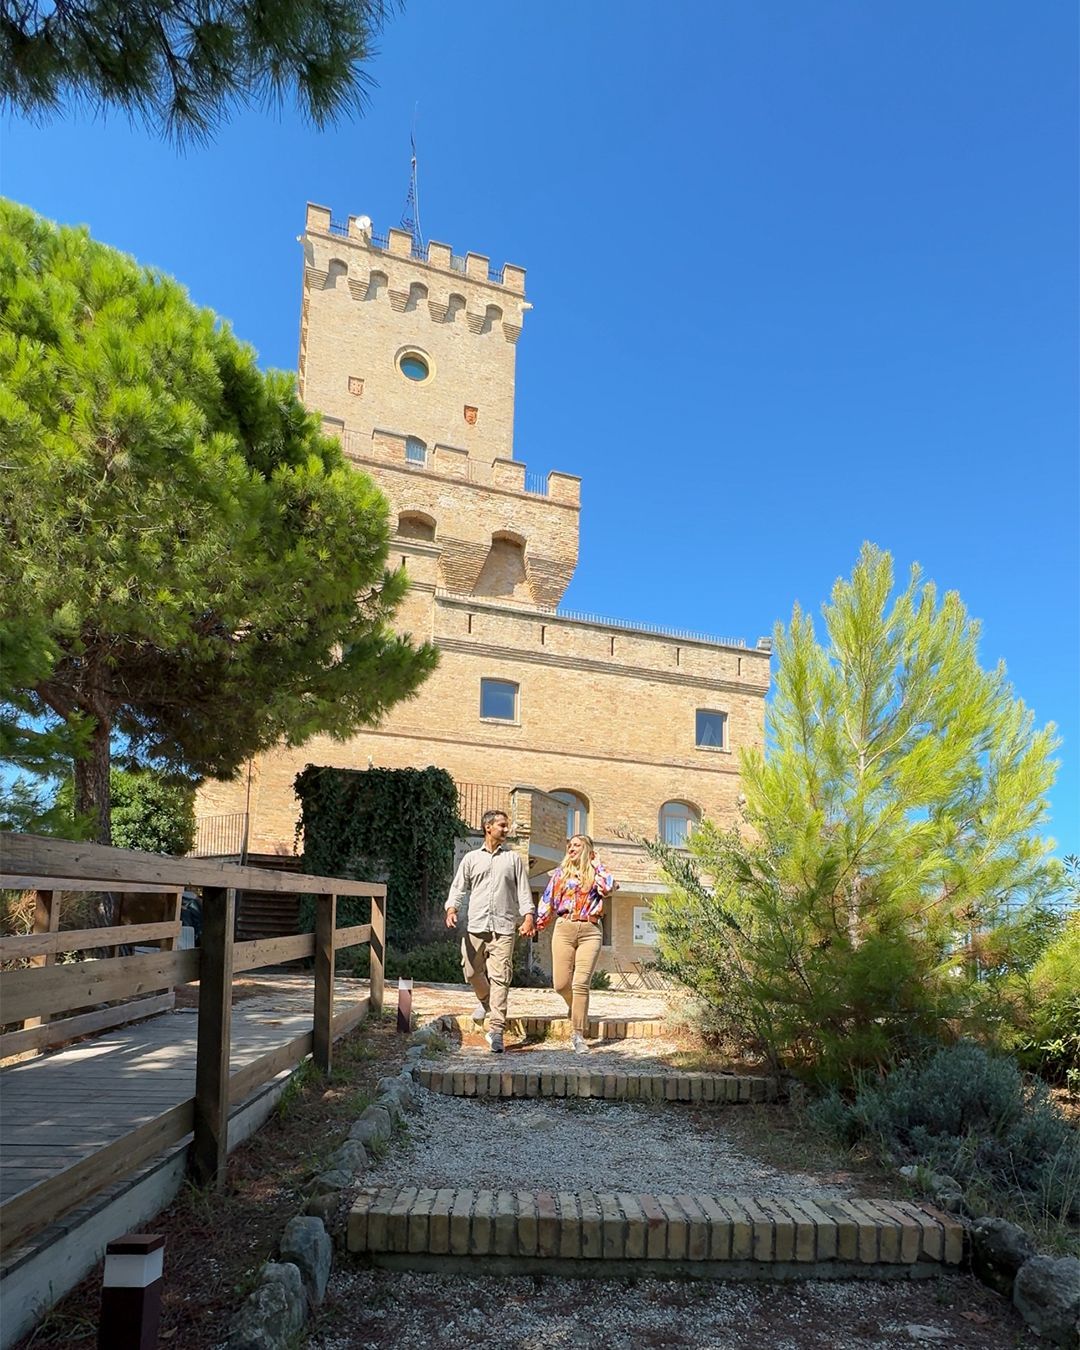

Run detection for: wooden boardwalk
[[0, 974, 371, 1204]]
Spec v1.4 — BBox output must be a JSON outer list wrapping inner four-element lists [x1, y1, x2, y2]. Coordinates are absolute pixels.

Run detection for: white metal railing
[[553, 609, 747, 648]]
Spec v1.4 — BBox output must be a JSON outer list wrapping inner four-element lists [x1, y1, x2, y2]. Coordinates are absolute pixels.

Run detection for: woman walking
[[536, 834, 616, 1053]]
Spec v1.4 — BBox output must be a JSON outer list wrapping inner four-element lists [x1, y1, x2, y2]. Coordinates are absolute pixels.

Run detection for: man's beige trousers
[[461, 931, 516, 1033]]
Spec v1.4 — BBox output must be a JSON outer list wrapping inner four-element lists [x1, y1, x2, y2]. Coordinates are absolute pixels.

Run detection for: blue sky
[[3, 1, 1077, 855]]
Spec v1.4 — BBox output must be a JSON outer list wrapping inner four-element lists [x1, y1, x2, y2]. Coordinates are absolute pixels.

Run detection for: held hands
[[518, 913, 536, 938]]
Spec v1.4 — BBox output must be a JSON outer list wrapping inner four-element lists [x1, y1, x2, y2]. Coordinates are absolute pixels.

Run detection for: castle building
[[195, 204, 771, 971]]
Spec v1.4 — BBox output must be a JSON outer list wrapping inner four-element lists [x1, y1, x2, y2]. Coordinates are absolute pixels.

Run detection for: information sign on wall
[[632, 907, 658, 947]]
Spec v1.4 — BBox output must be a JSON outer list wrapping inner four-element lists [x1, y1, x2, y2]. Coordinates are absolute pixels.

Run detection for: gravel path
[[310, 1020, 1036, 1349], [367, 1088, 852, 1198], [308, 1269, 1032, 1349]]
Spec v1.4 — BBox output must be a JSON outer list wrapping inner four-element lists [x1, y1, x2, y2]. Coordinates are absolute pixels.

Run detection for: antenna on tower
[[400, 105, 423, 257]]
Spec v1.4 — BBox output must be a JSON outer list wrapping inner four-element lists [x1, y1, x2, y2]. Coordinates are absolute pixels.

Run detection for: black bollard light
[[397, 975, 413, 1033], [98, 1233, 165, 1350]]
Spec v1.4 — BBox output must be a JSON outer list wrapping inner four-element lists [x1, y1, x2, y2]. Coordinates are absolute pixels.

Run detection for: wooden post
[[369, 891, 386, 1015], [24, 889, 58, 1031], [312, 893, 336, 1074], [192, 885, 235, 1187]]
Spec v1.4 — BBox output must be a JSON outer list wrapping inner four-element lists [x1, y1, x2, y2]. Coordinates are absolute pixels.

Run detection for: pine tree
[[0, 200, 437, 855], [648, 544, 1062, 1082], [0, 0, 399, 141]]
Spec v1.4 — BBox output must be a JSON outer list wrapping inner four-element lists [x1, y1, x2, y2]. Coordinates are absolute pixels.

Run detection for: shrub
[[808, 1043, 1079, 1227], [1013, 910, 1080, 1092], [645, 547, 1062, 1088], [590, 969, 611, 991], [296, 766, 464, 949]]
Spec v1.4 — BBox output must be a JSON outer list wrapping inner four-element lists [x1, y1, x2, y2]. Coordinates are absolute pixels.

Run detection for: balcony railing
[[455, 781, 512, 832], [192, 812, 249, 859], [554, 609, 748, 648]]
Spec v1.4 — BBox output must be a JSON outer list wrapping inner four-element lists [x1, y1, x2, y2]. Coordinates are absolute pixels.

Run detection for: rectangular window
[[480, 678, 518, 721], [695, 709, 727, 749]]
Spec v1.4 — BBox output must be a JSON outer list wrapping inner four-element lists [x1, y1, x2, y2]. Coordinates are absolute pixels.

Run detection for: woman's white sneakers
[[569, 1031, 588, 1054], [471, 1001, 487, 1025]]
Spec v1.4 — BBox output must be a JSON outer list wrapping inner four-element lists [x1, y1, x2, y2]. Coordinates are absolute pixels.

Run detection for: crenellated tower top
[[300, 203, 531, 469], [299, 203, 579, 609]]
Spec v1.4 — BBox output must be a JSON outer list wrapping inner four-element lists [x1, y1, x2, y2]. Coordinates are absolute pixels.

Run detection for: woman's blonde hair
[[559, 834, 596, 894]]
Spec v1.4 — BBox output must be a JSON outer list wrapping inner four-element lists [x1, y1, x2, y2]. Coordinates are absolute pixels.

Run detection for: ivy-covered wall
[[295, 765, 465, 949]]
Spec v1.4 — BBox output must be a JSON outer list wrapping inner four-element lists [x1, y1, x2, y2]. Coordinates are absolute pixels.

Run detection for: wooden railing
[[0, 833, 387, 1255]]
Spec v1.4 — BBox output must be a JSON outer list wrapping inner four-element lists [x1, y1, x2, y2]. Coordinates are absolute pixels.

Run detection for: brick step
[[443, 1014, 666, 1040], [415, 1066, 781, 1103], [348, 1187, 963, 1277]]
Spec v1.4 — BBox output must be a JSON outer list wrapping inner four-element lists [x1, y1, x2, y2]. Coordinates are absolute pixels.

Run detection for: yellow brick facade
[[195, 203, 772, 968]]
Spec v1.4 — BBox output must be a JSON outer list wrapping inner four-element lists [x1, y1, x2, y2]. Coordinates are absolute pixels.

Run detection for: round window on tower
[[397, 348, 432, 383]]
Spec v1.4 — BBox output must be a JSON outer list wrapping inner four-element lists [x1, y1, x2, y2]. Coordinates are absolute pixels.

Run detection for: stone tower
[[299, 205, 580, 609]]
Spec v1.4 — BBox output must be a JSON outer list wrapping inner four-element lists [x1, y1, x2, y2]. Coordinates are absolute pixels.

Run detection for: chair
[[634, 960, 668, 992], [609, 955, 636, 992]]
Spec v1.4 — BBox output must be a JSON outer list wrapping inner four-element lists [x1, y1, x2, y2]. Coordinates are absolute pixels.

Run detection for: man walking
[[444, 809, 535, 1053]]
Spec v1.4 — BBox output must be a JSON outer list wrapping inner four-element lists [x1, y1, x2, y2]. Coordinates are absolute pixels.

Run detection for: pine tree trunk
[[74, 713, 112, 845], [73, 712, 117, 926]]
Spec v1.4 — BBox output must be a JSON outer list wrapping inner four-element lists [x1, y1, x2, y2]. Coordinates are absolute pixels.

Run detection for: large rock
[[375, 1077, 418, 1119], [376, 1089, 404, 1124], [899, 1166, 966, 1215], [394, 1071, 422, 1108], [408, 1022, 441, 1046], [308, 1168, 351, 1197], [330, 1140, 369, 1173], [280, 1215, 332, 1306], [226, 1262, 306, 1349], [348, 1116, 384, 1148], [356, 1103, 392, 1140], [1013, 1255, 1080, 1348], [305, 1191, 340, 1225], [971, 1217, 1035, 1297]]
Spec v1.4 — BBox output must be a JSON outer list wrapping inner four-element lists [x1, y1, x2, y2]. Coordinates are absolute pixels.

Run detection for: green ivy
[[295, 765, 465, 949]]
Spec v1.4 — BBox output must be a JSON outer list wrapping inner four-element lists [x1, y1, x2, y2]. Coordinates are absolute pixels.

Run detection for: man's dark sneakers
[[485, 1029, 504, 1054]]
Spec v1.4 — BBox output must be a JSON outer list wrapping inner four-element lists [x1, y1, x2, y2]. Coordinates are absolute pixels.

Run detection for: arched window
[[324, 258, 348, 289], [475, 532, 528, 600], [550, 790, 589, 838], [659, 800, 700, 847], [398, 511, 436, 541], [405, 436, 427, 465]]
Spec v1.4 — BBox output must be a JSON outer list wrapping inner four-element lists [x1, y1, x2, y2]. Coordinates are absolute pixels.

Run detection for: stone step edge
[[366, 1252, 952, 1282], [347, 1187, 963, 1267], [441, 1014, 667, 1040], [415, 1066, 781, 1103]]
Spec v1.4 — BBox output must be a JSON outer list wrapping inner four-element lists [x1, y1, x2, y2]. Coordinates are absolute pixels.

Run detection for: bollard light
[[397, 975, 413, 1033], [98, 1233, 165, 1350]]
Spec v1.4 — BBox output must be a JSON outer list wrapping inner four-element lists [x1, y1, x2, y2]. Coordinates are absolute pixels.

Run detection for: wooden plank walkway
[[0, 975, 370, 1204], [0, 976, 669, 1205]]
